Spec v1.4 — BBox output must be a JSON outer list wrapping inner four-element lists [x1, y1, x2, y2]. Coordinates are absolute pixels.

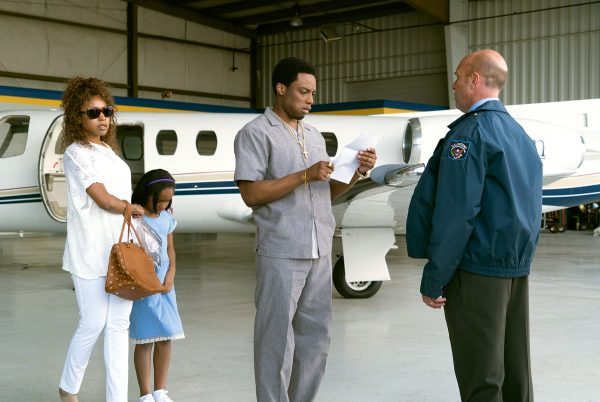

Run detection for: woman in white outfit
[[58, 76, 144, 402]]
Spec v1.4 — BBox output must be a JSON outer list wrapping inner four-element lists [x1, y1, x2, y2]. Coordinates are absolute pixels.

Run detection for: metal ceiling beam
[[171, 0, 204, 4], [0, 8, 125, 35], [231, 0, 374, 25], [255, 2, 414, 36], [127, 2, 138, 97], [138, 32, 251, 53], [128, 0, 255, 38], [403, 0, 448, 23], [201, 0, 288, 17]]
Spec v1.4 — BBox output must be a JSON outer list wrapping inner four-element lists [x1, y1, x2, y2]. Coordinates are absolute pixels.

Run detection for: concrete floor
[[0, 230, 599, 402]]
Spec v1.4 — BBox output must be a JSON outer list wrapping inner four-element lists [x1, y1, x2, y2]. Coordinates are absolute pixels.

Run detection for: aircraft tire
[[332, 256, 382, 299]]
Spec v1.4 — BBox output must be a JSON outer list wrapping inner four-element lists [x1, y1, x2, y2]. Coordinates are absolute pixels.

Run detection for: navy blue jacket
[[406, 100, 543, 298]]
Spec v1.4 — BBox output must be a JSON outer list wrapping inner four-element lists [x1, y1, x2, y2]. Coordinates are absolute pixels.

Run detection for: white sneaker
[[153, 389, 174, 402], [140, 394, 155, 402]]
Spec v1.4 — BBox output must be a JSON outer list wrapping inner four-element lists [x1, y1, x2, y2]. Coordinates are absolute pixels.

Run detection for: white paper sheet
[[330, 134, 381, 183]]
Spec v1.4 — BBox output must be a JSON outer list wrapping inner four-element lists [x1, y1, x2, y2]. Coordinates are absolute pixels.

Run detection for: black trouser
[[444, 270, 533, 402]]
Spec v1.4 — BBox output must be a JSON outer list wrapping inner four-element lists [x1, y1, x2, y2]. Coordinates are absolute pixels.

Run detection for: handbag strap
[[117, 202, 145, 246], [118, 202, 131, 242]]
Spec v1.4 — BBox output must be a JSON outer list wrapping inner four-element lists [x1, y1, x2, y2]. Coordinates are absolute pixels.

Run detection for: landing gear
[[545, 210, 566, 233], [332, 256, 382, 299], [548, 224, 566, 233]]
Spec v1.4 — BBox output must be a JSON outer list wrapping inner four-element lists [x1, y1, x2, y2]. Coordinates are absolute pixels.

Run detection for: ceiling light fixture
[[290, 4, 303, 27]]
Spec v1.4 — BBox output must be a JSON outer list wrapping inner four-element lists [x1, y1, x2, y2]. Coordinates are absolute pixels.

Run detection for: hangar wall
[[0, 0, 251, 108], [256, 12, 448, 108], [0, 1, 597, 110], [453, 0, 600, 106], [258, 0, 600, 109]]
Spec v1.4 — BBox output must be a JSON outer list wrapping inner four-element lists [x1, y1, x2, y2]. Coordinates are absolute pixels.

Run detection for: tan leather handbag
[[105, 203, 167, 300]]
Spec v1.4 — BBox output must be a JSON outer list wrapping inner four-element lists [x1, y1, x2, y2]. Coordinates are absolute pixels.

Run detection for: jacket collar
[[448, 100, 508, 129]]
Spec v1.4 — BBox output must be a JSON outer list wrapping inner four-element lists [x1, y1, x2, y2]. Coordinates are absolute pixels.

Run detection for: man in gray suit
[[234, 57, 376, 402]]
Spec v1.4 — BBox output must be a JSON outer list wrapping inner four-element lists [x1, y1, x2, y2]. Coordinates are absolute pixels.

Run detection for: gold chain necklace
[[277, 115, 308, 159]]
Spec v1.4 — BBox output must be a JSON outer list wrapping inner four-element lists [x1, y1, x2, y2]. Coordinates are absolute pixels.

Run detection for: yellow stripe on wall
[[1, 94, 422, 115], [0, 95, 60, 107], [312, 107, 417, 116], [115, 105, 188, 113], [0, 95, 187, 113]]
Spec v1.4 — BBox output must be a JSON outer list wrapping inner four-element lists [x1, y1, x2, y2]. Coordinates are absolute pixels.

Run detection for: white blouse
[[62, 142, 132, 279]]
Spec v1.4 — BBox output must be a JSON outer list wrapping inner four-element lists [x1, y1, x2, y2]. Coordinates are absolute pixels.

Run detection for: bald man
[[406, 49, 542, 401]]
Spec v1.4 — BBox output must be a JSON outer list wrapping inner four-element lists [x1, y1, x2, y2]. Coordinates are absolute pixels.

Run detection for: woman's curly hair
[[60, 76, 119, 153]]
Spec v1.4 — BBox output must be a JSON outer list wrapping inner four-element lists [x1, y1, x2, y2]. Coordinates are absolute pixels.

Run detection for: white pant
[[59, 275, 133, 402]]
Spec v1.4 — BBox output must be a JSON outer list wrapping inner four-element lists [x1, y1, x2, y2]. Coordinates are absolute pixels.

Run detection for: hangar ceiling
[[131, 0, 449, 38]]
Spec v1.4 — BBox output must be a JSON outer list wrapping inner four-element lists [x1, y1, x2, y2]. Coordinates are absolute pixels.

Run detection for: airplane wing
[[330, 164, 422, 284]]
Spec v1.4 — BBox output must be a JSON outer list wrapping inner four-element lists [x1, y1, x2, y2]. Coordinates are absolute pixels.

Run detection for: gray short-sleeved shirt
[[234, 107, 336, 259]]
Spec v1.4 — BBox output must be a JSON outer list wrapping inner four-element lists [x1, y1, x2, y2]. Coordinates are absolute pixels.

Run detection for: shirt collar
[[264, 107, 282, 127], [468, 97, 499, 112], [264, 107, 312, 133]]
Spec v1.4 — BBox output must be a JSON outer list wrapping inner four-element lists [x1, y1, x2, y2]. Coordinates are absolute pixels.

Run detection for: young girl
[[130, 169, 184, 402]]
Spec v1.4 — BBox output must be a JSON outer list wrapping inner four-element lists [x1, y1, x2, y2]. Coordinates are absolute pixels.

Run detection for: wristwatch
[[356, 169, 370, 179]]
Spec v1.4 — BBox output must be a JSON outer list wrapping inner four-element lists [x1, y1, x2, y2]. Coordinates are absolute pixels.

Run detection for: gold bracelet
[[303, 169, 308, 187], [356, 169, 370, 179]]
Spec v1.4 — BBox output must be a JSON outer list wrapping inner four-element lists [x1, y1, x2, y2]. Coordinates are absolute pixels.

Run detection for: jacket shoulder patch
[[448, 139, 470, 161]]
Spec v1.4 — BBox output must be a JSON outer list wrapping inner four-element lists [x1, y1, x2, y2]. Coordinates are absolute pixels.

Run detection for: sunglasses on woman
[[80, 106, 114, 119]]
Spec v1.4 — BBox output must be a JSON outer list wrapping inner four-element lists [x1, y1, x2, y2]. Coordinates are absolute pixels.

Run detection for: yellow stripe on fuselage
[[173, 172, 234, 182], [0, 186, 39, 197], [544, 173, 600, 189]]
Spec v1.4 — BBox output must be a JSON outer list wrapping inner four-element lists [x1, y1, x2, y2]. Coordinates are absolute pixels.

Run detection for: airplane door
[[38, 115, 67, 222], [38, 119, 145, 223]]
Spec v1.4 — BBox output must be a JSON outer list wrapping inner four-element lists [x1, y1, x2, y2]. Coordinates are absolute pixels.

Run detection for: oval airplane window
[[196, 130, 217, 155], [0, 116, 30, 158], [156, 130, 178, 155], [321, 132, 338, 157]]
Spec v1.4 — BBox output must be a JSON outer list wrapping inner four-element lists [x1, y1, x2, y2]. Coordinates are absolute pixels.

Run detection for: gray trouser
[[254, 255, 332, 402], [444, 270, 533, 402]]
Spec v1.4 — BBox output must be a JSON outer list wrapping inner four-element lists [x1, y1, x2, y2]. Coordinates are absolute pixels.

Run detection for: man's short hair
[[271, 57, 316, 93]]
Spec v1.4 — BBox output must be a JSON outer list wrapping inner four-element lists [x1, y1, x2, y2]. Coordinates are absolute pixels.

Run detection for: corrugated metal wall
[[258, 0, 600, 108], [2, 1, 597, 108], [466, 0, 600, 104], [256, 12, 447, 108]]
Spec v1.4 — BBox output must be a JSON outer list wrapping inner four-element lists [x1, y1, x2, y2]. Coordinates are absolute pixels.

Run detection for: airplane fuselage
[[0, 108, 594, 233], [0, 104, 598, 296]]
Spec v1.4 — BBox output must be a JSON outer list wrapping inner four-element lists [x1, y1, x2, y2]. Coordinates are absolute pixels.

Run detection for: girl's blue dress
[[130, 211, 184, 343]]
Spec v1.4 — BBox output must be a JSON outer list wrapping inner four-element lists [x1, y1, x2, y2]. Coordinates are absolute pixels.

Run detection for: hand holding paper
[[330, 134, 381, 183]]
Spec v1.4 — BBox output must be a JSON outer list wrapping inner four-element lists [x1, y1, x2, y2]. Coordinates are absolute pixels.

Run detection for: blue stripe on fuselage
[[175, 181, 239, 195], [0, 182, 240, 205], [1, 182, 598, 207], [0, 193, 42, 204], [542, 183, 600, 206]]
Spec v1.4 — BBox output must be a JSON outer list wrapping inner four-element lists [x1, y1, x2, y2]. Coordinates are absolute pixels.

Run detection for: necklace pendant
[[302, 149, 308, 159]]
